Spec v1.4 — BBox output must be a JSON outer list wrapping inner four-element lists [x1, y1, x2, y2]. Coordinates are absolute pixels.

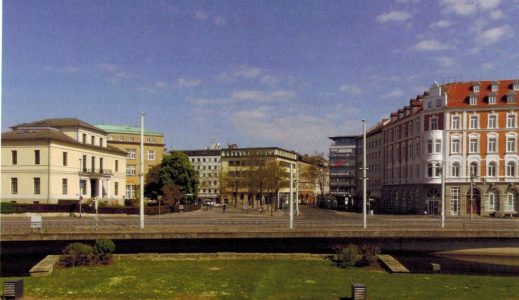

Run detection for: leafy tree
[[301, 153, 328, 198], [144, 151, 198, 204]]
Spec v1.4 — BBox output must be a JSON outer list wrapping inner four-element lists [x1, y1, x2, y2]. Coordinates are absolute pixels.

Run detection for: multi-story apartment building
[[329, 136, 358, 209], [220, 147, 297, 208], [355, 119, 388, 210], [1, 118, 127, 205], [380, 79, 518, 217], [95, 124, 165, 201], [182, 149, 221, 202]]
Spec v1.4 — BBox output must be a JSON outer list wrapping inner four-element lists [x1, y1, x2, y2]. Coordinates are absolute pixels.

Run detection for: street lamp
[[361, 120, 367, 229], [469, 171, 477, 221]]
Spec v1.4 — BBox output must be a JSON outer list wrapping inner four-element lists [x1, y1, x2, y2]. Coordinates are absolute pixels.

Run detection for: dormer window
[[491, 82, 499, 92], [473, 85, 480, 93], [469, 95, 477, 105], [513, 81, 519, 91], [507, 93, 517, 103], [488, 95, 496, 104]]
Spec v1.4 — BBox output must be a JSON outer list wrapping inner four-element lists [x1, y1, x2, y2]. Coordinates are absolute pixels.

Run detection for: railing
[[79, 169, 113, 175]]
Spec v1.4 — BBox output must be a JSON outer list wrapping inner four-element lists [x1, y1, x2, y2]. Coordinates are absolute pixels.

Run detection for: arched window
[[506, 161, 516, 177], [487, 162, 497, 177], [451, 162, 460, 177], [469, 162, 478, 177]]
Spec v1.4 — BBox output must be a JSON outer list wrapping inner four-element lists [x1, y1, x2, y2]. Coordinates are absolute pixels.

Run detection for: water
[[389, 251, 519, 276], [0, 254, 47, 277]]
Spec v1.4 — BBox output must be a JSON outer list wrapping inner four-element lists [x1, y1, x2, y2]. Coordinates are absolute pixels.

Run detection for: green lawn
[[2, 258, 519, 299]]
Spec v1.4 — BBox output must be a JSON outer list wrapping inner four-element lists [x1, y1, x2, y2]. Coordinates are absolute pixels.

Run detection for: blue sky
[[3, 0, 519, 154]]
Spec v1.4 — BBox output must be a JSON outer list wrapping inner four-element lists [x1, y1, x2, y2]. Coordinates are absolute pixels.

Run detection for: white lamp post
[[362, 120, 367, 229], [289, 163, 294, 229], [140, 113, 145, 229]]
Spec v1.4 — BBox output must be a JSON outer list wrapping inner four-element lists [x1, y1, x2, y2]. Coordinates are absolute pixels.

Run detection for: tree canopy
[[145, 151, 198, 203]]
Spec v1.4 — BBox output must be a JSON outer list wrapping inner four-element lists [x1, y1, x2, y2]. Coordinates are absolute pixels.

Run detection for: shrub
[[60, 242, 95, 267], [337, 244, 360, 268], [359, 244, 381, 266], [94, 239, 115, 264], [0, 202, 17, 214]]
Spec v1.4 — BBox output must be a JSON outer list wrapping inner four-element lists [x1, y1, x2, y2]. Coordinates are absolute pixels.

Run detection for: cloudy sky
[[3, 0, 519, 154]]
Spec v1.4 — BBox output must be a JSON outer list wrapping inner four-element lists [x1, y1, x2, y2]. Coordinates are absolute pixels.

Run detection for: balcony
[[79, 169, 113, 176]]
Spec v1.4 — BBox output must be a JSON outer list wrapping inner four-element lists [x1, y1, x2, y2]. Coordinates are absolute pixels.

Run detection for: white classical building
[[1, 118, 127, 205]]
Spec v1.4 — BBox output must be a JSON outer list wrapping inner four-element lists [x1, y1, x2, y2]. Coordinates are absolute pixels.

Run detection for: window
[[430, 117, 438, 130], [11, 151, 17, 165], [126, 165, 136, 175], [427, 163, 434, 177], [63, 152, 68, 166], [488, 137, 497, 153], [11, 178, 18, 194], [115, 160, 119, 172], [508, 94, 517, 103], [129, 136, 135, 142], [435, 99, 442, 107], [82, 155, 87, 172], [487, 162, 497, 177], [100, 158, 104, 173], [487, 191, 497, 212], [451, 139, 460, 153], [473, 85, 480, 93], [507, 114, 516, 128], [488, 96, 496, 104], [62, 178, 68, 194], [514, 83, 519, 91], [488, 115, 497, 129], [469, 96, 477, 105], [146, 137, 151, 143], [427, 140, 433, 153], [83, 133, 87, 143], [507, 162, 516, 177], [507, 136, 517, 152], [450, 187, 460, 215], [126, 185, 136, 199], [100, 138, 103, 147], [469, 138, 478, 153], [469, 115, 478, 129], [91, 156, 95, 172], [435, 163, 442, 177], [469, 162, 479, 177], [147, 150, 155, 161], [491, 83, 499, 92], [34, 150, 40, 165], [435, 139, 442, 153], [91, 136, 95, 145], [127, 149, 136, 159], [451, 162, 460, 177], [505, 191, 516, 212], [119, 135, 124, 141], [452, 116, 460, 129], [34, 178, 41, 195]]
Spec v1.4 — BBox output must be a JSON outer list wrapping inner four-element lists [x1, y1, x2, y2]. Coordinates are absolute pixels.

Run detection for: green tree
[[144, 151, 198, 204]]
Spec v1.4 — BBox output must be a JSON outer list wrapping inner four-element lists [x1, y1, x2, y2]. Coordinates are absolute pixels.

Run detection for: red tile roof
[[443, 79, 518, 108]]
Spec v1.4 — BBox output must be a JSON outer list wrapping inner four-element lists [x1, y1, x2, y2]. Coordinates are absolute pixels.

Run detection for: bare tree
[[264, 161, 290, 215], [301, 153, 328, 199]]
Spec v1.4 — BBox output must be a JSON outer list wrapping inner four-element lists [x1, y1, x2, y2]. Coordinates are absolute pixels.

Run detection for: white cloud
[[234, 66, 262, 79], [430, 20, 454, 29], [383, 89, 404, 99], [339, 84, 362, 94], [261, 75, 280, 85], [213, 16, 226, 26], [490, 10, 504, 19], [195, 10, 208, 20], [155, 81, 168, 88], [435, 56, 456, 68], [190, 97, 230, 105], [412, 39, 452, 51], [376, 10, 411, 23], [231, 108, 360, 154], [231, 89, 295, 102], [395, 0, 421, 3], [481, 62, 496, 70], [175, 78, 202, 87], [477, 25, 513, 45], [440, 0, 501, 15], [107, 71, 128, 84]]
